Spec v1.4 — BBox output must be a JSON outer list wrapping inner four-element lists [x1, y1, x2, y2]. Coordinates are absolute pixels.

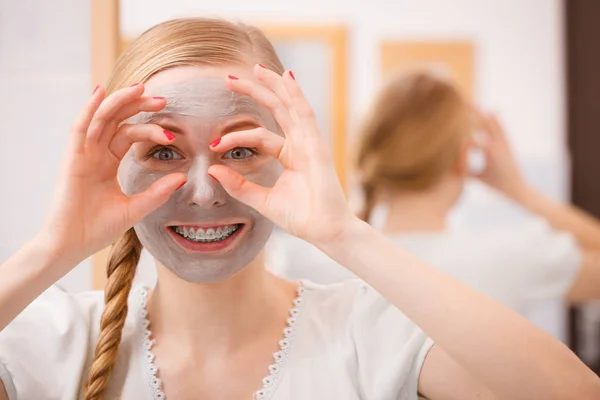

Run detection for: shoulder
[[299, 279, 430, 344], [297, 280, 433, 398], [470, 216, 582, 280], [393, 217, 580, 267], [1, 285, 105, 341], [393, 218, 581, 307], [1, 284, 148, 336], [0, 285, 146, 400]]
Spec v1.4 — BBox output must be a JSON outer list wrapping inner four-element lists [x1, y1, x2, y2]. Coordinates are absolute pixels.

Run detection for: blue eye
[[224, 147, 256, 160], [151, 148, 182, 161]]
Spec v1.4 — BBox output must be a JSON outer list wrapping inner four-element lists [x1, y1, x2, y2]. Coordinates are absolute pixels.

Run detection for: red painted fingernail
[[163, 130, 176, 140], [209, 138, 221, 147], [228, 75, 239, 80], [289, 70, 296, 80], [176, 181, 186, 190], [258, 63, 266, 69], [92, 84, 100, 94], [152, 96, 166, 101], [209, 173, 219, 182], [130, 82, 140, 87]]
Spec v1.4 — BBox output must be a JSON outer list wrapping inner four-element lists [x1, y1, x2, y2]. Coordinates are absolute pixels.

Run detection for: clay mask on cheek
[[119, 79, 281, 283]]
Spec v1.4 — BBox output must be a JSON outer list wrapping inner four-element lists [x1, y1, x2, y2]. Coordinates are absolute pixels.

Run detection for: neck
[[382, 182, 458, 235], [147, 250, 297, 353]]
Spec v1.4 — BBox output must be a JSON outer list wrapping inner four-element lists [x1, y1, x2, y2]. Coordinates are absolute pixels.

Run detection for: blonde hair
[[83, 18, 285, 400], [355, 71, 472, 222]]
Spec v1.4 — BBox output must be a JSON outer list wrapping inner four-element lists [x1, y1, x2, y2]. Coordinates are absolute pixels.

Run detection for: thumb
[[127, 173, 187, 224], [208, 165, 270, 215]]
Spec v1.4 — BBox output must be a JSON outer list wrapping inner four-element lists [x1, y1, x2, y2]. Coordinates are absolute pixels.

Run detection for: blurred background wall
[[0, 0, 93, 291]]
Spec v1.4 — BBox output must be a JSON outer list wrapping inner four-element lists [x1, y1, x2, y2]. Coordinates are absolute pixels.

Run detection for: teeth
[[173, 224, 240, 243]]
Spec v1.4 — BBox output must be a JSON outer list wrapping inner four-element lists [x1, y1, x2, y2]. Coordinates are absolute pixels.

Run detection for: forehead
[[144, 65, 255, 90], [136, 66, 265, 123]]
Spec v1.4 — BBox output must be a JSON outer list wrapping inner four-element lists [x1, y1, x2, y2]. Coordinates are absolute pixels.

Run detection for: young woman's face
[[118, 65, 282, 283]]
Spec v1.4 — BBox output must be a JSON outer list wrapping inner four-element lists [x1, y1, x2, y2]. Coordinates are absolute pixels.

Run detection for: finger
[[254, 64, 295, 112], [127, 173, 187, 224], [69, 85, 106, 152], [86, 83, 146, 144], [225, 76, 294, 133], [476, 113, 504, 149], [96, 96, 168, 149], [471, 108, 497, 140], [109, 124, 176, 160], [208, 165, 270, 215], [470, 105, 486, 129], [281, 70, 319, 124], [114, 95, 167, 121], [97, 96, 168, 147], [487, 114, 505, 137], [210, 127, 285, 160]]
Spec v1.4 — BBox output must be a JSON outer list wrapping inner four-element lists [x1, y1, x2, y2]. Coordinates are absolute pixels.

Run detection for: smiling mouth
[[169, 224, 243, 243]]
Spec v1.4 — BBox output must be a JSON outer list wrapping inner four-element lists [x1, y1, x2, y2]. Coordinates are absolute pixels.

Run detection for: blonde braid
[[84, 228, 141, 400]]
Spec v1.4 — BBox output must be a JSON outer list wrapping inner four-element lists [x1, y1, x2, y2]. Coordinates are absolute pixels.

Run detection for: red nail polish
[[258, 63, 266, 69], [92, 84, 100, 94], [130, 82, 140, 87], [176, 181, 186, 190], [210, 138, 221, 147], [228, 75, 239, 80], [152, 96, 166, 100], [209, 173, 219, 182], [289, 70, 296, 80], [163, 130, 176, 140]]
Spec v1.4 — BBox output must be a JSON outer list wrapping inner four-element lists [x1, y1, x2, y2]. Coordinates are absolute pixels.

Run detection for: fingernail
[[176, 181, 186, 190], [289, 70, 296, 80], [163, 130, 176, 140], [92, 84, 100, 94], [152, 96, 166, 101], [209, 138, 221, 147], [209, 173, 219, 182], [130, 82, 140, 87], [227, 75, 239, 80], [258, 63, 266, 69]]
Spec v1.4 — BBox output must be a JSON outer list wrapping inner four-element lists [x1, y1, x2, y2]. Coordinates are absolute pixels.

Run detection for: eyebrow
[[133, 112, 170, 126], [138, 114, 262, 137], [221, 119, 262, 133]]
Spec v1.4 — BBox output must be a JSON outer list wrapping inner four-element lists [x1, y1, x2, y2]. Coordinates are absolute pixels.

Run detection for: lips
[[166, 223, 246, 253], [171, 224, 241, 242]]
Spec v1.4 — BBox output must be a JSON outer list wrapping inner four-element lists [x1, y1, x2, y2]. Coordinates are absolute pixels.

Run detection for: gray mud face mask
[[118, 79, 282, 283]]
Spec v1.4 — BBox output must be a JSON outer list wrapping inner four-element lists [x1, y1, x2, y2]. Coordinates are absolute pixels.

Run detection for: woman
[[270, 71, 600, 319], [0, 18, 597, 400]]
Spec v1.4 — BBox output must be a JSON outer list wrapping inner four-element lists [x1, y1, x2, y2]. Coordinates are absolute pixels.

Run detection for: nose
[[184, 160, 227, 209]]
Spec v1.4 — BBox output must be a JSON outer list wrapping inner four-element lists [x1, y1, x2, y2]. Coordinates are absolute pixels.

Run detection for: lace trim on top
[[254, 284, 306, 400], [139, 288, 165, 400], [138, 284, 307, 400]]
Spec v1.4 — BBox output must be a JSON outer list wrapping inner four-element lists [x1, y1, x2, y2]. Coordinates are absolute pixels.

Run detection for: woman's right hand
[[36, 84, 186, 266]]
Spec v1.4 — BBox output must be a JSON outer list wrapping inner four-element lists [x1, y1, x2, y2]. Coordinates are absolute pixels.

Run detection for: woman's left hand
[[208, 65, 355, 247], [473, 109, 529, 200]]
